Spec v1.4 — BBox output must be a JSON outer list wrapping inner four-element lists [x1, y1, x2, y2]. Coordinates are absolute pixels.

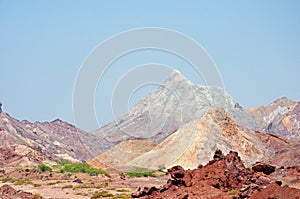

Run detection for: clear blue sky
[[1, 1, 299, 129]]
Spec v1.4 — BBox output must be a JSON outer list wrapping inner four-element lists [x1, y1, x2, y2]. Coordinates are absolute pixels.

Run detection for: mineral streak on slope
[[92, 70, 261, 145]]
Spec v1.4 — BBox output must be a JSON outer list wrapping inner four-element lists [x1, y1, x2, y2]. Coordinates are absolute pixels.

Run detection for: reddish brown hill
[[132, 150, 300, 199]]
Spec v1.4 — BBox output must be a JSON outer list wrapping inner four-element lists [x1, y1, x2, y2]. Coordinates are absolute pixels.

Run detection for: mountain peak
[[164, 69, 192, 86], [273, 97, 294, 105]]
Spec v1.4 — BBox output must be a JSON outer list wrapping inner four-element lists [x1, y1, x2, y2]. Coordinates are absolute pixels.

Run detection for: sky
[[1, 1, 300, 131]]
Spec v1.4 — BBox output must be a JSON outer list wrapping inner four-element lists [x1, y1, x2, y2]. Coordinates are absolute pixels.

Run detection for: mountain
[[249, 97, 300, 142], [91, 107, 300, 170], [92, 70, 261, 145], [0, 107, 111, 166]]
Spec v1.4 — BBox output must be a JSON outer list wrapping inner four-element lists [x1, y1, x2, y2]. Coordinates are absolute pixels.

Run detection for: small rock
[[119, 172, 126, 180], [62, 173, 70, 180], [275, 181, 282, 186], [73, 178, 83, 183], [240, 185, 250, 192], [252, 162, 275, 175], [213, 149, 225, 160], [257, 176, 271, 184]]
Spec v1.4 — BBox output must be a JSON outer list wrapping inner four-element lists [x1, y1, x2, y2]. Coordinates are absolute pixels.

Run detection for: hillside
[[0, 107, 111, 166], [249, 97, 300, 142]]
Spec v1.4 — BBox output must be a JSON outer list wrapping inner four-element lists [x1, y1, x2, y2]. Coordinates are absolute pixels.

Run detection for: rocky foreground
[[0, 151, 299, 198], [132, 150, 300, 199]]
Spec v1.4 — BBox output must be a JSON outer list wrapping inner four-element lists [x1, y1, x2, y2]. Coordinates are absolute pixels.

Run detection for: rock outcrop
[[132, 150, 300, 199]]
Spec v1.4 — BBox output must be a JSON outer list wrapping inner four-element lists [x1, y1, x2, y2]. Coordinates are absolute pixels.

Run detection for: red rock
[[132, 150, 300, 199], [252, 162, 275, 175]]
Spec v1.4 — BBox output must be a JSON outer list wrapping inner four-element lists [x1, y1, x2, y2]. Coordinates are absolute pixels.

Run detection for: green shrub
[[47, 181, 61, 185], [125, 167, 157, 177], [91, 191, 114, 198], [73, 185, 90, 190], [27, 180, 33, 184], [33, 184, 41, 187], [1, 178, 11, 183], [33, 193, 42, 198], [62, 185, 73, 189], [116, 189, 129, 192], [228, 189, 238, 195], [37, 164, 52, 172], [59, 162, 109, 177], [13, 180, 25, 185]]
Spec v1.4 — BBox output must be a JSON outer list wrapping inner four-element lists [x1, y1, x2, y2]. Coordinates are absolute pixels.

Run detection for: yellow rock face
[[282, 115, 292, 128]]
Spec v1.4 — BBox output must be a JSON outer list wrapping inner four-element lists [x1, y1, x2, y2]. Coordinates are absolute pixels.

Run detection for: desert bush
[[73, 185, 90, 189], [61, 185, 73, 189], [228, 189, 238, 195], [59, 162, 109, 177], [37, 164, 52, 172], [1, 178, 11, 183], [47, 181, 61, 185], [91, 190, 114, 198], [33, 193, 42, 198], [33, 184, 41, 187], [125, 167, 157, 177], [13, 180, 25, 185], [116, 189, 129, 192]]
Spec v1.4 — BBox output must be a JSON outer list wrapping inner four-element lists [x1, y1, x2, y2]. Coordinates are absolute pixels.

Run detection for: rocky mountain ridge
[[89, 70, 299, 171], [90, 107, 300, 170], [1, 70, 299, 173], [92, 70, 261, 146], [249, 97, 300, 142], [0, 109, 110, 167]]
